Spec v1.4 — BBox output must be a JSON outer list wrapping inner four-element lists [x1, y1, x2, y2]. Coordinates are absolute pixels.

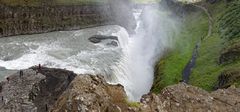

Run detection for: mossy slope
[[152, 0, 240, 93]]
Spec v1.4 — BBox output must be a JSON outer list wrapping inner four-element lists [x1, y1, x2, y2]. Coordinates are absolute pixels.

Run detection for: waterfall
[[112, 5, 179, 101], [0, 2, 179, 102]]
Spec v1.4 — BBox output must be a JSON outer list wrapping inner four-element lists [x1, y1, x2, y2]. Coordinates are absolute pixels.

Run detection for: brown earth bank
[[0, 67, 239, 112], [0, 0, 136, 38]]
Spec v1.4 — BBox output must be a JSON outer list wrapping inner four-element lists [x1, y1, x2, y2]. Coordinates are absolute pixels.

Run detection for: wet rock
[[106, 41, 118, 47], [88, 35, 118, 43]]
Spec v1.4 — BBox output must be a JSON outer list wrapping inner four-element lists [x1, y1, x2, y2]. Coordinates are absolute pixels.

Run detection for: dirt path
[[182, 4, 213, 83], [193, 4, 213, 39]]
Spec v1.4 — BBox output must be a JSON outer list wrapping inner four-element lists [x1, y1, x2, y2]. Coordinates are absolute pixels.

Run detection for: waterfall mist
[[112, 2, 180, 101]]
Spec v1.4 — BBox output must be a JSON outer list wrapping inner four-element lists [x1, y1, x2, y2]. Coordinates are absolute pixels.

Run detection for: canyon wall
[[0, 1, 136, 37]]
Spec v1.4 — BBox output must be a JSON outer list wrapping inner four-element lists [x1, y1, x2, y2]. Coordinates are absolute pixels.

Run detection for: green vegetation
[[190, 0, 240, 90], [152, 10, 208, 93], [124, 98, 140, 108], [153, 0, 240, 93]]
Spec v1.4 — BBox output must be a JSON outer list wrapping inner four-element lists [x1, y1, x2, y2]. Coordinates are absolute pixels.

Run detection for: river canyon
[[0, 0, 240, 111]]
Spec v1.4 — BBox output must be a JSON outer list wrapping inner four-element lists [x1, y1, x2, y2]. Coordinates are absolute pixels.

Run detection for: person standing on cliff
[[20, 70, 23, 78], [36, 64, 42, 75], [6, 77, 10, 82]]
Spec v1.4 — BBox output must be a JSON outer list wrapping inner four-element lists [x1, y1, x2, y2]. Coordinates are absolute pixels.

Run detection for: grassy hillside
[[152, 8, 208, 93], [152, 0, 240, 93]]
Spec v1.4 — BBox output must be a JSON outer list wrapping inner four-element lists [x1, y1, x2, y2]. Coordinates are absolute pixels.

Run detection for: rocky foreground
[[0, 67, 239, 112]]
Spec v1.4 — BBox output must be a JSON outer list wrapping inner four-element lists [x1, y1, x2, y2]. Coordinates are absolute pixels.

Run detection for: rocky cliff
[[0, 0, 136, 37], [0, 67, 239, 112], [0, 67, 77, 112]]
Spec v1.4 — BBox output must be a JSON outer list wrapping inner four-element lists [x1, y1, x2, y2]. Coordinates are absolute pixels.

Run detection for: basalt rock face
[[0, 67, 77, 112], [0, 0, 136, 37], [0, 4, 113, 37]]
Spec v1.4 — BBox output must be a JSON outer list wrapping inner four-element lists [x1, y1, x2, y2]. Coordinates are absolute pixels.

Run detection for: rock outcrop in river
[[0, 67, 239, 112]]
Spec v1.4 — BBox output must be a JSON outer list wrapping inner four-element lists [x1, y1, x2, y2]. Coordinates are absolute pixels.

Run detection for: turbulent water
[[0, 5, 178, 101], [0, 26, 128, 80]]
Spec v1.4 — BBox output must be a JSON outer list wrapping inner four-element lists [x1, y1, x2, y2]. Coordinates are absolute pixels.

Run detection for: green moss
[[124, 98, 140, 108], [153, 0, 240, 93]]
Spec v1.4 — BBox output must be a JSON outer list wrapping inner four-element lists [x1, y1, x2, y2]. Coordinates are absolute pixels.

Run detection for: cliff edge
[[0, 67, 239, 112]]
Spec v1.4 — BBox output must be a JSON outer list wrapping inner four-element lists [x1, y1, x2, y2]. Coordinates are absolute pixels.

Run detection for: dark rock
[[88, 35, 118, 43], [0, 67, 77, 112], [219, 43, 240, 64], [106, 41, 118, 47], [215, 69, 240, 89]]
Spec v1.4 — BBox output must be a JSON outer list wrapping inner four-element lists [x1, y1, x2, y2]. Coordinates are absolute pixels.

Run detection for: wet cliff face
[[0, 0, 136, 37]]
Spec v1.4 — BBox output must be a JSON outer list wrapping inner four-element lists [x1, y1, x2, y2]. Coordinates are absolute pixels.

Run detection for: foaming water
[[0, 25, 126, 79], [0, 5, 179, 101]]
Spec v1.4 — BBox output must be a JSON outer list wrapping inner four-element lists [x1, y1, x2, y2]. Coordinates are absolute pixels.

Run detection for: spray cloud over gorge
[[0, 1, 179, 101], [114, 3, 180, 100]]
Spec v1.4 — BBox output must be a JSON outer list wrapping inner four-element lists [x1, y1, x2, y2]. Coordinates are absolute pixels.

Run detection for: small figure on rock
[[68, 75, 71, 82], [37, 64, 42, 74], [6, 77, 10, 82], [45, 104, 48, 112], [38, 64, 42, 70], [20, 70, 23, 78]]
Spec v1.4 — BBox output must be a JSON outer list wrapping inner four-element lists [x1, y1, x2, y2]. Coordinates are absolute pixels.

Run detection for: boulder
[[88, 35, 118, 43]]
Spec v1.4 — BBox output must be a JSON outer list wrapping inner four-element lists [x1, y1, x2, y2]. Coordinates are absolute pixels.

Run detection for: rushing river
[[0, 7, 178, 101], [0, 25, 128, 80]]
